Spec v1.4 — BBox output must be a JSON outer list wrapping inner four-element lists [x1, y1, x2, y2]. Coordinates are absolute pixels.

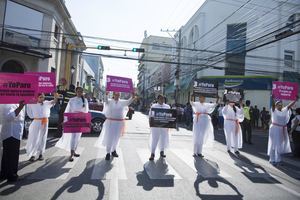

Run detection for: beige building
[[0, 0, 85, 87]]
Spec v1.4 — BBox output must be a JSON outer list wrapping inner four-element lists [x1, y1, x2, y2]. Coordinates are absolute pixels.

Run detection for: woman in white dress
[[26, 93, 58, 161], [268, 97, 298, 165], [191, 95, 219, 157], [148, 94, 170, 161], [55, 87, 89, 162], [222, 100, 244, 154], [96, 91, 134, 161]]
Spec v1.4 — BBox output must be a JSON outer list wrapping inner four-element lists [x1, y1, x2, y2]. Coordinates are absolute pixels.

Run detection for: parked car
[[23, 96, 106, 136]]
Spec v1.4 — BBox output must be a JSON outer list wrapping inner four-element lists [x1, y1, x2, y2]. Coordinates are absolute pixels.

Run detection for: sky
[[65, 0, 206, 85]]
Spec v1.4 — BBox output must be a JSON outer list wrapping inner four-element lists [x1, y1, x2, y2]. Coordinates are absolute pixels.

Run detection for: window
[[284, 50, 294, 68], [54, 24, 59, 40]]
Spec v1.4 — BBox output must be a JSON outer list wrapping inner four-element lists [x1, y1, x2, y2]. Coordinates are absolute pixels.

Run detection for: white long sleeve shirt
[[0, 104, 25, 141]]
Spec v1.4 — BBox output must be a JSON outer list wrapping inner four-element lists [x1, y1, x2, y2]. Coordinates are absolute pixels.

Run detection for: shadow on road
[[136, 158, 174, 191], [228, 152, 280, 184], [193, 157, 243, 200], [51, 159, 106, 200]]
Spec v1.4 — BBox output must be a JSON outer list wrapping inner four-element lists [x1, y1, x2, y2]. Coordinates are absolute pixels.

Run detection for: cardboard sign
[[272, 81, 298, 100], [25, 72, 56, 93], [106, 75, 133, 93], [0, 73, 39, 104], [149, 108, 177, 128], [193, 79, 218, 97], [63, 113, 91, 133]]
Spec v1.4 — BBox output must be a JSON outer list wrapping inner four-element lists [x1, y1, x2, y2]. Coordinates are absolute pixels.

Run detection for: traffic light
[[97, 45, 110, 50], [132, 48, 145, 53]]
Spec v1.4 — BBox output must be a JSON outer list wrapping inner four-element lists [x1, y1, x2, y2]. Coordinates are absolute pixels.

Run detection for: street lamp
[[70, 65, 75, 85]]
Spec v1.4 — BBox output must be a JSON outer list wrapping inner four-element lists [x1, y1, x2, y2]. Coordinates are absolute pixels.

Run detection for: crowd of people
[[0, 88, 299, 183]]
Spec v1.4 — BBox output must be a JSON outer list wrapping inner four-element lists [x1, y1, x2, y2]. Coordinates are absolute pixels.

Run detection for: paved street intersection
[[0, 112, 299, 200]]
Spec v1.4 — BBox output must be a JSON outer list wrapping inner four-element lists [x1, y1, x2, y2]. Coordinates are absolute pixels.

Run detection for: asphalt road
[[0, 112, 299, 200]]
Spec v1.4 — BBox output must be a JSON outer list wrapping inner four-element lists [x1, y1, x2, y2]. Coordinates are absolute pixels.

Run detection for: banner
[[149, 108, 177, 128], [0, 73, 39, 104], [272, 81, 298, 100], [106, 75, 133, 93], [63, 113, 91, 133], [193, 79, 218, 97], [25, 72, 56, 93]]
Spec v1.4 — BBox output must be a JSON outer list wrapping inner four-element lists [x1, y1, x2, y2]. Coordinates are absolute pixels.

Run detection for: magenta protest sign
[[63, 113, 91, 133], [272, 81, 298, 100], [106, 75, 133, 93], [25, 72, 56, 93], [0, 73, 39, 104]]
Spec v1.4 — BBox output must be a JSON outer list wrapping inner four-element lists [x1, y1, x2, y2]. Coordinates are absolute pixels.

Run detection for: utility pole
[[161, 28, 182, 105], [175, 29, 181, 105]]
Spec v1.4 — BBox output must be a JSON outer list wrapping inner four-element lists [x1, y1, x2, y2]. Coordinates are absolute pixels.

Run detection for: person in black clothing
[[290, 108, 300, 157], [260, 107, 268, 130], [184, 102, 193, 129], [253, 105, 260, 128], [242, 100, 252, 144]]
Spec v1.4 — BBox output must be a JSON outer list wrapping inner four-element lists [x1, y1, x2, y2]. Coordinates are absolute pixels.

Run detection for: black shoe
[[193, 154, 198, 157], [69, 156, 74, 162], [38, 155, 44, 161], [7, 174, 18, 183], [227, 150, 231, 153], [149, 153, 155, 161], [160, 151, 166, 158], [105, 153, 111, 161], [197, 154, 204, 158], [235, 151, 240, 155], [112, 151, 119, 157], [29, 156, 35, 162], [248, 142, 253, 145], [74, 153, 80, 157]]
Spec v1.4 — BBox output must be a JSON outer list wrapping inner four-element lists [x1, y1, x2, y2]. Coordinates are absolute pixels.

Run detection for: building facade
[[172, 0, 300, 107], [0, 0, 85, 88]]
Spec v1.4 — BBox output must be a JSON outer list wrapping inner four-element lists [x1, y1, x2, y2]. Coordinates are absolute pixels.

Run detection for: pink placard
[[0, 73, 39, 104], [106, 75, 133, 93], [272, 81, 298, 100], [63, 113, 91, 133], [25, 72, 56, 93]]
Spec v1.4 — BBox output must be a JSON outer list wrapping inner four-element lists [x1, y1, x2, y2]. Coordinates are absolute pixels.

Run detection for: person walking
[[55, 87, 89, 162], [242, 100, 253, 144], [26, 93, 58, 161], [223, 100, 244, 154], [268, 97, 298, 166], [148, 94, 170, 161], [253, 105, 260, 128], [290, 108, 300, 157], [0, 101, 26, 182], [190, 95, 219, 157], [96, 91, 134, 161]]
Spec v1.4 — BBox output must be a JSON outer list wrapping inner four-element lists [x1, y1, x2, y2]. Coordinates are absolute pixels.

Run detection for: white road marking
[[137, 148, 182, 179], [170, 148, 231, 178]]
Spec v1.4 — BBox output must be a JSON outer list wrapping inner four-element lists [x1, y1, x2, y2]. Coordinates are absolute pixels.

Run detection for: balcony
[[0, 29, 52, 59]]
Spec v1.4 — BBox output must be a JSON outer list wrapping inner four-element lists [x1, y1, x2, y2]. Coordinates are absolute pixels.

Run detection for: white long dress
[[222, 105, 244, 151], [267, 107, 291, 162], [191, 102, 217, 155], [95, 97, 133, 153], [26, 101, 54, 157], [55, 97, 89, 151], [149, 103, 170, 154]]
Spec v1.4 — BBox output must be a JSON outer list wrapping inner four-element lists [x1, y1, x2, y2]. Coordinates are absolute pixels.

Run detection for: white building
[[0, 0, 85, 87], [137, 35, 176, 108], [173, 0, 300, 108]]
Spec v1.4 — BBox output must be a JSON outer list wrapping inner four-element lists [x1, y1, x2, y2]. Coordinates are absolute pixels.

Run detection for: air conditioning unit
[[287, 13, 300, 32]]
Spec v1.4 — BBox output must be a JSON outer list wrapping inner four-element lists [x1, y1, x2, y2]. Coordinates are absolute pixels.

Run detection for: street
[[0, 112, 300, 200]]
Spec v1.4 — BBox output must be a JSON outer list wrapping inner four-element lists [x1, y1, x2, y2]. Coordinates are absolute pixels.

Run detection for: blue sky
[[65, 0, 205, 85]]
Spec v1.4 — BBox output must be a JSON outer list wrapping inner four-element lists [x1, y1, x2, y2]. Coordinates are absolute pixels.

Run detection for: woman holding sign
[[148, 94, 171, 161], [268, 97, 298, 165], [222, 93, 244, 154], [190, 94, 219, 157], [55, 87, 89, 162], [26, 93, 58, 161], [96, 91, 134, 161]]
